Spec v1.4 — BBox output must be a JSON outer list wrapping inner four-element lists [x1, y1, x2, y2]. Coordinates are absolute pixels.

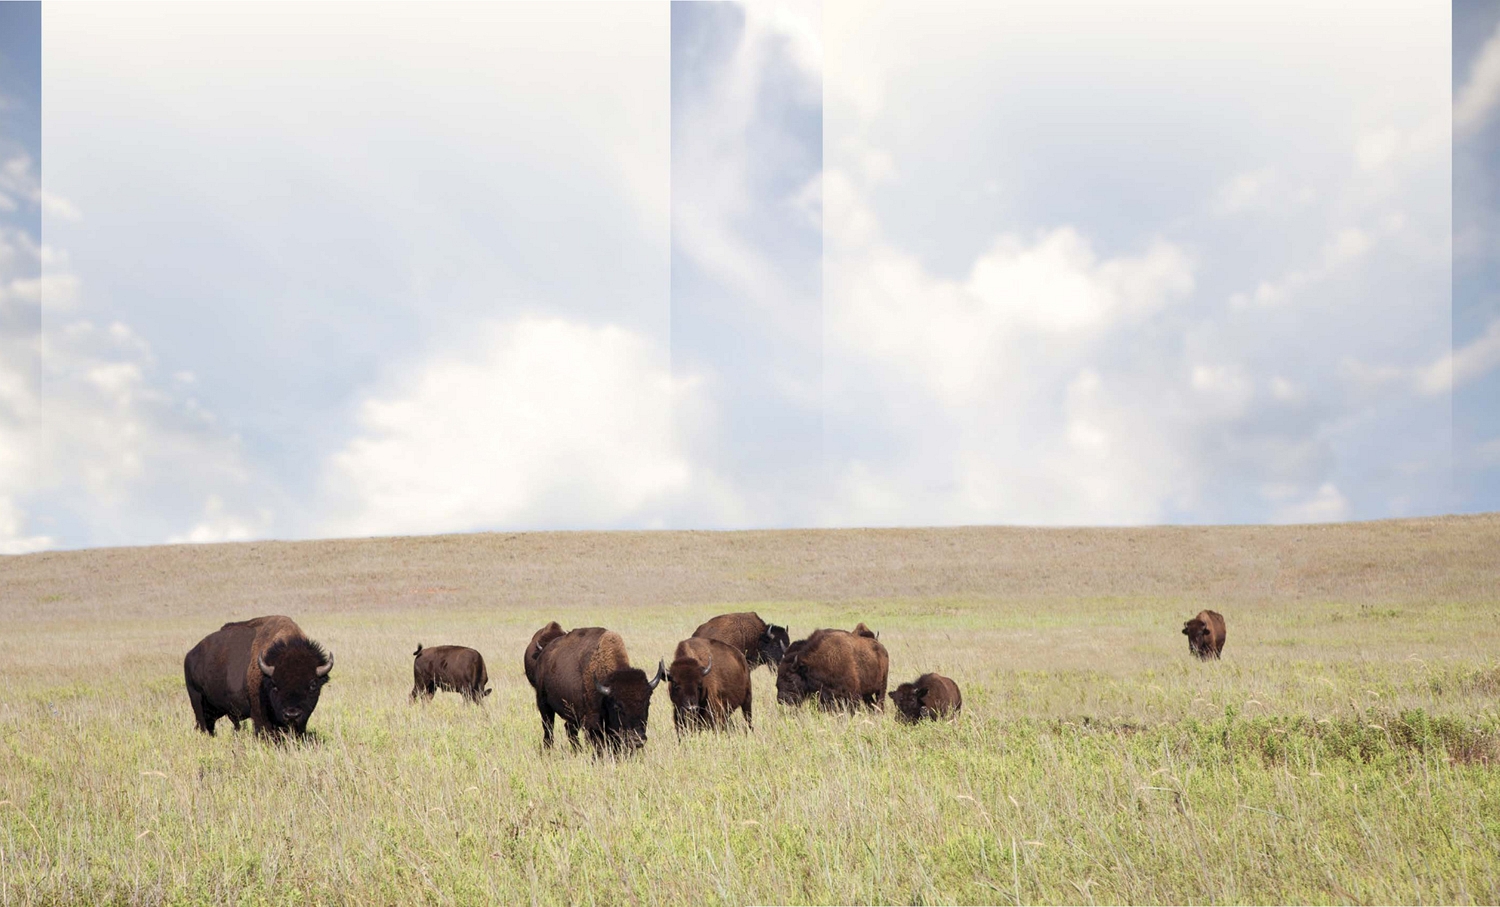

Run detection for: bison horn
[[701, 655, 713, 676], [648, 659, 665, 689], [596, 680, 612, 697], [258, 654, 274, 677], [315, 652, 333, 677]]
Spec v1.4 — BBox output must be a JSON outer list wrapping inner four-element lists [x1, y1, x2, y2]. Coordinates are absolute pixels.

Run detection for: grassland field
[[1, 516, 1498, 905]]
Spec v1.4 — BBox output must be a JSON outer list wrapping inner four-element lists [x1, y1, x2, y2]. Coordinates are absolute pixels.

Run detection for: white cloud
[[166, 495, 266, 545], [1456, 21, 1500, 136], [320, 316, 719, 538], [1213, 167, 1277, 214], [1268, 482, 1351, 524], [1418, 319, 1500, 395]]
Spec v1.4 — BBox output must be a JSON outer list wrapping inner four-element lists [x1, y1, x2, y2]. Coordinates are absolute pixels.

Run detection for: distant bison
[[532, 627, 663, 753], [411, 644, 491, 703], [525, 621, 567, 688], [776, 627, 888, 711], [891, 673, 962, 723], [667, 637, 753, 733], [1182, 609, 1226, 660], [184, 615, 333, 738], [692, 612, 790, 672]]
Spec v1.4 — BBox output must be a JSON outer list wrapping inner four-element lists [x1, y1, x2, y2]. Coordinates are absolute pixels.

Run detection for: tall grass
[[1, 522, 1498, 903]]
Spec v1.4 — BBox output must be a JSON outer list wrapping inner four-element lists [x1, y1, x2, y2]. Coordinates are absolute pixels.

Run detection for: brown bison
[[891, 673, 963, 723], [532, 627, 664, 753], [184, 615, 333, 737], [692, 612, 790, 671], [524, 621, 567, 688], [1182, 609, 1227, 660], [775, 639, 812, 705], [776, 627, 888, 711], [667, 637, 753, 733], [411, 644, 491, 703]]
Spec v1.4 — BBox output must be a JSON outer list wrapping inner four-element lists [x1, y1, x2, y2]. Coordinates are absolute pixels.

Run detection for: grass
[[1, 516, 1498, 904]]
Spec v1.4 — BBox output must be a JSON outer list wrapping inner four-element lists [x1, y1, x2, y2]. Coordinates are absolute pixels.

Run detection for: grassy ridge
[[1, 519, 1498, 904]]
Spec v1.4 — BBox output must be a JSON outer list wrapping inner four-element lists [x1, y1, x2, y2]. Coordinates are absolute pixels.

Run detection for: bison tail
[[413, 643, 423, 657]]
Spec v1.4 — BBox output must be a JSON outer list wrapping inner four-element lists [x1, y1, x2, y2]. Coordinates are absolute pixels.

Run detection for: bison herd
[[183, 608, 1229, 750]]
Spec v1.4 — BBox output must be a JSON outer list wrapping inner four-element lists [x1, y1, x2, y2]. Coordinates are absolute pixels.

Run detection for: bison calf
[[891, 673, 963, 723], [776, 627, 888, 712], [692, 612, 790, 672], [667, 637, 753, 733], [533, 627, 663, 754], [184, 615, 333, 738], [1182, 609, 1227, 660], [411, 644, 491, 703]]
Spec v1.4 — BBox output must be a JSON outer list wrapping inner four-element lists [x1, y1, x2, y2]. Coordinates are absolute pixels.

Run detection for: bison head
[[257, 638, 332, 733], [667, 654, 714, 720], [759, 624, 791, 669], [891, 681, 925, 723], [776, 643, 811, 705], [1182, 618, 1213, 659], [595, 659, 664, 751]]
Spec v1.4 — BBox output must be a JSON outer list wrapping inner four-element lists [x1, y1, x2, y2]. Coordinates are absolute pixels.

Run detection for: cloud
[[1229, 225, 1386, 309], [319, 316, 720, 538], [1456, 21, 1500, 136], [166, 495, 268, 545], [1417, 319, 1500, 395], [1212, 167, 1278, 215], [1267, 482, 1351, 524]]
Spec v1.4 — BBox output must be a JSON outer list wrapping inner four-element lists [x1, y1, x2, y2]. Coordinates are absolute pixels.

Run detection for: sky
[[0, 0, 1491, 552]]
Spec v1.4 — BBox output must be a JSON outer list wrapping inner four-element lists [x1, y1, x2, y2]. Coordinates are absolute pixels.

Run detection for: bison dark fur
[[891, 673, 962, 723], [692, 612, 789, 671], [411, 643, 491, 703], [668, 637, 753, 733], [532, 627, 663, 754], [775, 627, 888, 712], [1182, 609, 1227, 660], [775, 639, 812, 705], [525, 621, 567, 689], [183, 615, 333, 738]]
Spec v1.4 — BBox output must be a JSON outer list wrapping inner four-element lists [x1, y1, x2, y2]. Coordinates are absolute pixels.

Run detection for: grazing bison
[[891, 673, 963, 723], [525, 621, 567, 688], [667, 637, 753, 733], [532, 627, 663, 753], [183, 615, 333, 738], [776, 627, 888, 711], [1182, 609, 1227, 660], [411, 644, 491, 703], [692, 612, 790, 672]]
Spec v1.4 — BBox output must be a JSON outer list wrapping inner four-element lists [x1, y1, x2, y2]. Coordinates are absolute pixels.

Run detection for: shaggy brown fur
[[891, 673, 963, 723], [776, 627, 888, 711], [184, 615, 332, 737], [692, 612, 790, 671], [411, 644, 490, 703], [1182, 609, 1227, 660], [532, 627, 663, 753], [775, 639, 812, 705], [524, 621, 567, 688], [668, 637, 753, 733]]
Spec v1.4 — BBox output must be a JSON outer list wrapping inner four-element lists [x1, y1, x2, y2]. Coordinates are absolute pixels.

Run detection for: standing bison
[[524, 621, 567, 688], [1182, 609, 1227, 660], [667, 637, 753, 733], [891, 673, 963, 723], [411, 644, 491, 703], [692, 612, 790, 672], [776, 627, 888, 711], [532, 627, 663, 753], [184, 615, 333, 738]]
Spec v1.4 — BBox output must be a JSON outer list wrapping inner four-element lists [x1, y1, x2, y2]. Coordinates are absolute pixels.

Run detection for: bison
[[184, 615, 333, 738], [891, 673, 963, 723], [776, 627, 888, 711], [667, 637, 753, 733], [1182, 609, 1227, 660], [525, 621, 567, 688], [692, 612, 790, 672], [532, 627, 663, 753], [411, 643, 491, 703]]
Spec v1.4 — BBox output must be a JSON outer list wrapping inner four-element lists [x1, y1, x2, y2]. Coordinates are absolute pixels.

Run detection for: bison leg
[[187, 683, 217, 735], [741, 691, 754, 732], [537, 695, 556, 748]]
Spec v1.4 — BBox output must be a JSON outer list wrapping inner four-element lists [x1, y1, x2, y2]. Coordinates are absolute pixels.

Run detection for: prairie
[[1, 516, 1498, 905]]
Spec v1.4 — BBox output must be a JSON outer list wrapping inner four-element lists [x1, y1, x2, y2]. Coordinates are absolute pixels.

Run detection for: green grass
[[1, 522, 1499, 903]]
